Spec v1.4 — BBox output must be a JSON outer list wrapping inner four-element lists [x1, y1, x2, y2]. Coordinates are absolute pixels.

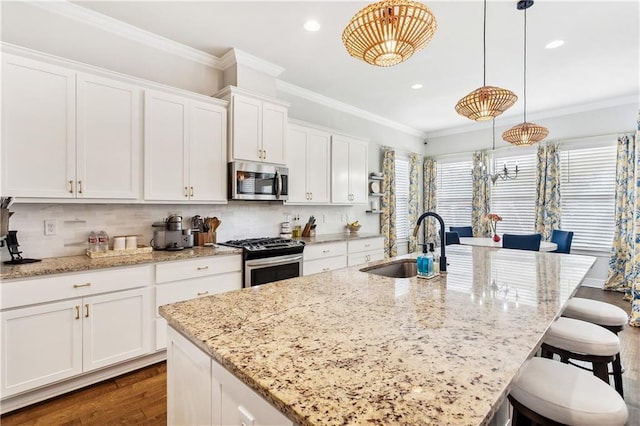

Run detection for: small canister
[[125, 235, 137, 250], [113, 236, 126, 250]]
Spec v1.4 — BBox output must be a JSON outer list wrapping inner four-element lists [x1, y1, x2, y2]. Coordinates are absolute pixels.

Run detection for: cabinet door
[[82, 287, 151, 372], [306, 129, 331, 203], [331, 136, 351, 203], [286, 125, 308, 203], [349, 139, 368, 204], [144, 90, 189, 201], [261, 102, 287, 165], [189, 100, 227, 202], [1, 54, 76, 198], [231, 95, 261, 162], [0, 299, 82, 397], [77, 73, 141, 199]]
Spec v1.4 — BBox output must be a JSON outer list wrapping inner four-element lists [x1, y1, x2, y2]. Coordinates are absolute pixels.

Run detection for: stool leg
[[592, 362, 610, 385], [541, 344, 553, 359], [612, 353, 624, 397]]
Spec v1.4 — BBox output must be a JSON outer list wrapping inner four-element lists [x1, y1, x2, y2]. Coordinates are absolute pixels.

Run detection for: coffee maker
[[151, 215, 194, 251]]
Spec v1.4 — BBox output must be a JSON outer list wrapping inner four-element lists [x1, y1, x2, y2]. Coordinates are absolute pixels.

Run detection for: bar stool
[[562, 297, 627, 394], [541, 317, 623, 396], [509, 357, 628, 425]]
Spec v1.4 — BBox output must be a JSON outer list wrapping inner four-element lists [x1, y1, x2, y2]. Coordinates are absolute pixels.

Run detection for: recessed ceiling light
[[411, 83, 423, 90], [304, 20, 320, 32], [545, 40, 564, 49]]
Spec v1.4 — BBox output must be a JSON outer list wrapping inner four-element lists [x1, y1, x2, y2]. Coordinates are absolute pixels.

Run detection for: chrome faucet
[[412, 212, 447, 273]]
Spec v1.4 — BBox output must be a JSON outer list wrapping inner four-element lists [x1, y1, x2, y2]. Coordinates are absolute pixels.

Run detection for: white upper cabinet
[[331, 135, 368, 204], [1, 54, 142, 200], [144, 90, 227, 203], [216, 86, 288, 165], [287, 123, 330, 204]]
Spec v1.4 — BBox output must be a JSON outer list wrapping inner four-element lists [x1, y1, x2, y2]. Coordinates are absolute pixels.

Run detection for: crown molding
[[276, 80, 427, 138], [229, 49, 285, 77], [425, 94, 639, 139], [30, 1, 223, 69]]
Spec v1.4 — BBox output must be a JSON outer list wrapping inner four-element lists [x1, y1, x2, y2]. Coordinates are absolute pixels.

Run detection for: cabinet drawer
[[303, 256, 347, 276], [348, 237, 384, 254], [348, 249, 385, 267], [155, 271, 242, 312], [303, 242, 347, 261], [155, 255, 241, 284], [1, 265, 154, 310]]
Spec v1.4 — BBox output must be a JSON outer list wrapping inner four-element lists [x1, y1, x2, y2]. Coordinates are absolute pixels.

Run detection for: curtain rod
[[430, 130, 635, 160]]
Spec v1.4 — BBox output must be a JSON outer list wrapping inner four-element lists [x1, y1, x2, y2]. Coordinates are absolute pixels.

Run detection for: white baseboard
[[581, 277, 604, 289]]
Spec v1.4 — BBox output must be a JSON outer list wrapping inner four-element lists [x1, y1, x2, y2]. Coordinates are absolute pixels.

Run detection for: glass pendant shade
[[455, 86, 518, 121], [502, 122, 549, 146], [342, 0, 437, 67]]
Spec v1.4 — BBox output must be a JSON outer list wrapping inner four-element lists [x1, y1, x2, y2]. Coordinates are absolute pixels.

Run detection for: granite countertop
[[0, 246, 242, 281], [159, 245, 596, 426], [294, 232, 382, 245]]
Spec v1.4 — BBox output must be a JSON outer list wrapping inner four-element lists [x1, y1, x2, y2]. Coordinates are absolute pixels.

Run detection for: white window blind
[[560, 143, 617, 251], [395, 156, 410, 241], [490, 151, 537, 234], [436, 159, 473, 228]]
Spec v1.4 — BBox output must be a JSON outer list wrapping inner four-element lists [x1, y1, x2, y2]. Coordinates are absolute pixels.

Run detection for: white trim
[[30, 1, 222, 69], [581, 278, 604, 289], [425, 94, 639, 139], [277, 80, 428, 138], [231, 49, 285, 77]]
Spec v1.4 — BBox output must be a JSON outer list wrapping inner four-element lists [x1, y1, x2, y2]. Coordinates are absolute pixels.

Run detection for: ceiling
[[72, 1, 638, 136]]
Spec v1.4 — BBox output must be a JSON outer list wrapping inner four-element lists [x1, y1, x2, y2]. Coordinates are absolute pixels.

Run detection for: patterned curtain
[[423, 158, 438, 247], [472, 151, 491, 237], [408, 154, 421, 253], [380, 148, 397, 258], [535, 143, 562, 240], [604, 116, 640, 327]]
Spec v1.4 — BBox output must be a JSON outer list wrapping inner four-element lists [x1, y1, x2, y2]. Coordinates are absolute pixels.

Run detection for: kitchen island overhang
[[160, 245, 597, 425]]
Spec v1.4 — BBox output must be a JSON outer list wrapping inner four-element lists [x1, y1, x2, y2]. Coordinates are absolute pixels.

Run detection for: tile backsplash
[[2, 202, 379, 261]]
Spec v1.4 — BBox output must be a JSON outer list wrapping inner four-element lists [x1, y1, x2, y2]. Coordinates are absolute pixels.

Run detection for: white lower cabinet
[[303, 241, 347, 276], [347, 237, 385, 267], [0, 266, 153, 398], [167, 327, 292, 426], [154, 255, 242, 350]]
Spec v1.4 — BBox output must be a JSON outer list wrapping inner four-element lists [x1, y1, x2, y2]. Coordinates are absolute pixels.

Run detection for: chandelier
[[342, 0, 437, 67], [455, 0, 517, 121], [473, 120, 519, 185], [503, 0, 549, 146]]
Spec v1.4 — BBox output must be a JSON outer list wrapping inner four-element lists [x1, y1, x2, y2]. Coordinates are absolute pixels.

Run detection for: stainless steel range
[[219, 237, 305, 287]]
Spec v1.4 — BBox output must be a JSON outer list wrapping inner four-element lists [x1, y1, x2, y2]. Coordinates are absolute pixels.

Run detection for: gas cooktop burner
[[220, 237, 304, 252]]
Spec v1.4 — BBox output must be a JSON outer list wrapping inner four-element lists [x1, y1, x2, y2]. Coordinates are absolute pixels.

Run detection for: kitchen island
[[159, 245, 596, 425]]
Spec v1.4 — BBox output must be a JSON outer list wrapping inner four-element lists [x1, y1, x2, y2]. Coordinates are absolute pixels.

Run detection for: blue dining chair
[[502, 233, 542, 251], [445, 232, 460, 245], [551, 229, 574, 254], [449, 226, 473, 237]]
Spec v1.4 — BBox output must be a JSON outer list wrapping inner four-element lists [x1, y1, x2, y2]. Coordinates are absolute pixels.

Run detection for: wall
[[424, 100, 639, 286]]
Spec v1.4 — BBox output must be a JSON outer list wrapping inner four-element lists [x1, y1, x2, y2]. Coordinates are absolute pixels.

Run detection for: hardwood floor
[[1, 287, 638, 425]]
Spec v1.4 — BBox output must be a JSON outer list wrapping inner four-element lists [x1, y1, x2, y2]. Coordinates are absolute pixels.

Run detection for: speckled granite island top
[[159, 246, 596, 426], [0, 246, 242, 280], [293, 232, 382, 245]]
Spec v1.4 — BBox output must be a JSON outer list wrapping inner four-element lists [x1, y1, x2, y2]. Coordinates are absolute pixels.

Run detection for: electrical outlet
[[44, 219, 57, 236], [323, 214, 328, 223]]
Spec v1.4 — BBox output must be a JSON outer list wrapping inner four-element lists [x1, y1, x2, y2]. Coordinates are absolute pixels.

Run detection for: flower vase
[[493, 233, 501, 242]]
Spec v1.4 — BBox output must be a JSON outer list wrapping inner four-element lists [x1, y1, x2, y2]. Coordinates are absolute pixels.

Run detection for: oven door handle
[[246, 254, 303, 267], [274, 170, 282, 199]]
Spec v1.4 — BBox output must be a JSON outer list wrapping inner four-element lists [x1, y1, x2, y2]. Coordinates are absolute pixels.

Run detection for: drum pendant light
[[342, 0, 438, 67], [455, 0, 517, 121], [503, 0, 549, 146]]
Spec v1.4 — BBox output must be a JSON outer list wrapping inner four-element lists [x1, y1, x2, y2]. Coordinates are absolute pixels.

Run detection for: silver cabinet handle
[[197, 266, 209, 271], [190, 186, 194, 197], [197, 291, 209, 296], [184, 187, 188, 197], [69, 180, 74, 194], [77, 180, 83, 194], [322, 249, 330, 253], [322, 267, 330, 272]]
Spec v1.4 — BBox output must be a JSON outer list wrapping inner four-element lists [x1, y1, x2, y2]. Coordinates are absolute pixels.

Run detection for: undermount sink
[[360, 259, 417, 278]]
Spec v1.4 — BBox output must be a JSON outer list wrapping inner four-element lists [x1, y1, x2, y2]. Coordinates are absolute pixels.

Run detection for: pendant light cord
[[482, 0, 487, 86], [523, 6, 527, 123]]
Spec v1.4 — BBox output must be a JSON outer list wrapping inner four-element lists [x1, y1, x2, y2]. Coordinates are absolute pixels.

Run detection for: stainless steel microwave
[[228, 161, 289, 201]]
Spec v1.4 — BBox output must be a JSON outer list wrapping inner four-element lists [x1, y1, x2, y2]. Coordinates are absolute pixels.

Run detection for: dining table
[[460, 236, 558, 252]]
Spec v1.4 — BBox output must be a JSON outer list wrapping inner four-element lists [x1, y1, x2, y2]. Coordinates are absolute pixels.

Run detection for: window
[[395, 156, 410, 241], [560, 142, 617, 251], [490, 150, 537, 234], [436, 158, 473, 228]]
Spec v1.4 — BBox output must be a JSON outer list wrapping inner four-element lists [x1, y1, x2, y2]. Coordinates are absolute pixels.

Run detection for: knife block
[[196, 232, 217, 246]]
